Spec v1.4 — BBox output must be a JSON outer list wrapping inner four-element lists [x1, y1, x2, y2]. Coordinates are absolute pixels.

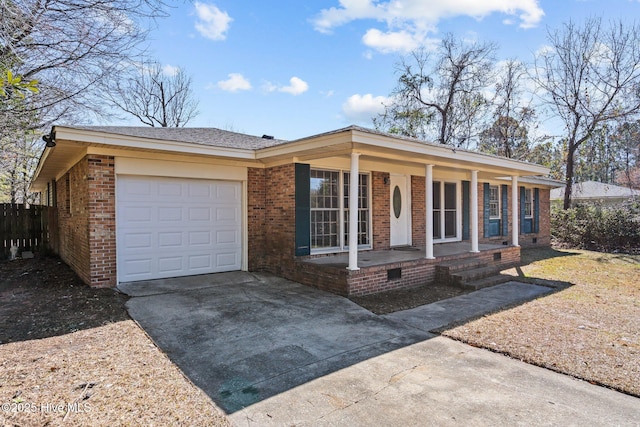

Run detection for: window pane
[[525, 188, 533, 217], [311, 170, 339, 249], [433, 182, 441, 209], [433, 212, 441, 239], [489, 185, 500, 218], [445, 211, 456, 237], [444, 183, 456, 209], [344, 172, 370, 247]]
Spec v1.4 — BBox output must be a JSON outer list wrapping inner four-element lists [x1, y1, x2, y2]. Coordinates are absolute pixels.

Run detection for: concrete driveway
[[120, 272, 640, 426]]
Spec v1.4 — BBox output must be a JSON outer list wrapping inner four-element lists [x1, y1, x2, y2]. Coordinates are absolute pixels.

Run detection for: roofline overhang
[[503, 176, 565, 188], [256, 127, 550, 177], [52, 126, 257, 159], [32, 125, 554, 194]]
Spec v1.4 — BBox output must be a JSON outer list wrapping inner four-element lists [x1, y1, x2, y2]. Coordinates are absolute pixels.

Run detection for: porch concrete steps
[[436, 260, 513, 290], [458, 273, 513, 291], [436, 258, 487, 274], [434, 259, 486, 283]]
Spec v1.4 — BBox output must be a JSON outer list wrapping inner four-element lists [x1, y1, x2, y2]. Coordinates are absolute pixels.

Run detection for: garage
[[116, 175, 242, 282]]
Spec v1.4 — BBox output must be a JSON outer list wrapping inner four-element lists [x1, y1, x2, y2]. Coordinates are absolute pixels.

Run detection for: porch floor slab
[[305, 242, 506, 268]]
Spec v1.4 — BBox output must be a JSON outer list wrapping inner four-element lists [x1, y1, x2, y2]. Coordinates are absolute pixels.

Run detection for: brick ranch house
[[31, 125, 561, 296]]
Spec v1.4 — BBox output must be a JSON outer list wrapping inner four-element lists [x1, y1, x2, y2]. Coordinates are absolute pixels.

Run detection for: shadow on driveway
[[120, 272, 552, 414]]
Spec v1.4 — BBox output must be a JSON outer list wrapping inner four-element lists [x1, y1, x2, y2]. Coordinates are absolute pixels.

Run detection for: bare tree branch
[[375, 34, 496, 147], [104, 61, 200, 127], [532, 18, 640, 209]]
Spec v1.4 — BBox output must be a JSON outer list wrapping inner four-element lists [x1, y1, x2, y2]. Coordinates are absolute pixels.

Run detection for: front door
[[390, 174, 411, 246]]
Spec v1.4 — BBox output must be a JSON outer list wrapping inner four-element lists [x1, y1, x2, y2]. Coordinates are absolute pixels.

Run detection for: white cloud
[[162, 64, 180, 76], [280, 77, 309, 95], [194, 3, 232, 41], [312, 0, 545, 53], [217, 73, 252, 92], [264, 77, 309, 95], [342, 93, 389, 123], [362, 29, 422, 53]]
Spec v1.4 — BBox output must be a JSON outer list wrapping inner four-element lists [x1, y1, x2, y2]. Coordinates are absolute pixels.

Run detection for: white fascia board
[[30, 146, 53, 191], [53, 127, 256, 160], [497, 175, 565, 187], [350, 129, 550, 176]]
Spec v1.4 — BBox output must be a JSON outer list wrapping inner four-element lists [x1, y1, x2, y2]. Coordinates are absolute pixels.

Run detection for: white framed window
[[310, 169, 371, 252], [432, 181, 461, 241], [310, 170, 339, 249], [525, 188, 533, 218], [489, 185, 500, 219]]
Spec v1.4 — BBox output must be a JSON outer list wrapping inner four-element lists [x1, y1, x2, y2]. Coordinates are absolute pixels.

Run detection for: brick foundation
[[294, 246, 521, 297]]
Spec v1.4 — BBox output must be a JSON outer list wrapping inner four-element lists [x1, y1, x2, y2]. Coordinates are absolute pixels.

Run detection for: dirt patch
[[350, 282, 471, 315], [0, 256, 230, 426], [0, 257, 128, 344], [443, 247, 640, 398]]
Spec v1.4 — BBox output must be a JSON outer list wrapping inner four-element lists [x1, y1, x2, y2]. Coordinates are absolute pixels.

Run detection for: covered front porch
[[293, 242, 521, 297], [258, 126, 550, 296], [305, 242, 505, 267]]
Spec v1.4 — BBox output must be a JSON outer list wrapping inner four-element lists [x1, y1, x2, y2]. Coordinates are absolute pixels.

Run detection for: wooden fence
[[0, 203, 51, 259]]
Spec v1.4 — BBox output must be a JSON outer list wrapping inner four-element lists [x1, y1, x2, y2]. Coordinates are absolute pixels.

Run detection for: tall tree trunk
[[439, 111, 447, 144], [564, 143, 577, 209]]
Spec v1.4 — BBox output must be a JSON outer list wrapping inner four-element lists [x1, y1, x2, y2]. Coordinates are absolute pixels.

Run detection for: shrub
[[551, 201, 640, 253]]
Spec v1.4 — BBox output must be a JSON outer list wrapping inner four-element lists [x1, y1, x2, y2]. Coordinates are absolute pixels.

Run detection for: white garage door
[[117, 175, 242, 282]]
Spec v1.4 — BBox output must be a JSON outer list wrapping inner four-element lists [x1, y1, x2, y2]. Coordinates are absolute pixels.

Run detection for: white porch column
[[425, 164, 435, 259], [348, 152, 361, 270], [470, 170, 479, 253], [512, 175, 519, 247]]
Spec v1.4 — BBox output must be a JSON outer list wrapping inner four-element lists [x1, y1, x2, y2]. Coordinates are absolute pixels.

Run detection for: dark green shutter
[[295, 163, 310, 256], [483, 183, 490, 238], [520, 186, 526, 235], [462, 181, 470, 240], [501, 184, 508, 236], [534, 187, 540, 233]]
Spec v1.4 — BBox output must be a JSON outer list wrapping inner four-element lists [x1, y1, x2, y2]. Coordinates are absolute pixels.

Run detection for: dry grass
[[0, 257, 230, 427], [443, 247, 640, 397], [0, 321, 231, 426]]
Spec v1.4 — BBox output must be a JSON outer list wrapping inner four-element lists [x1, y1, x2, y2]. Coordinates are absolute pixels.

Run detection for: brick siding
[[262, 164, 296, 275], [372, 171, 390, 250], [247, 167, 267, 270], [87, 155, 116, 287], [411, 175, 426, 247], [56, 157, 90, 284], [478, 184, 551, 247], [55, 154, 116, 287], [49, 153, 548, 295]]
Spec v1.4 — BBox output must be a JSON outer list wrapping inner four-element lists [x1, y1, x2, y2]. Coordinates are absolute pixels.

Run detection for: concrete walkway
[[384, 281, 552, 332], [120, 273, 640, 426]]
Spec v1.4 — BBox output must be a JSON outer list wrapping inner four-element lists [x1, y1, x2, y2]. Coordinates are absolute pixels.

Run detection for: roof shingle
[[70, 126, 288, 150]]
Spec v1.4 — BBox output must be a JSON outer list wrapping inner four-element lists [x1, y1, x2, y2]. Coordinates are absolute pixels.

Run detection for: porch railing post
[[512, 175, 519, 247], [470, 170, 479, 253], [425, 164, 435, 259], [348, 152, 361, 271]]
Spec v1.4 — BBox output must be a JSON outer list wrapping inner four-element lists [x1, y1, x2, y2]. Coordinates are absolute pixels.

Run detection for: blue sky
[[117, 0, 640, 140]]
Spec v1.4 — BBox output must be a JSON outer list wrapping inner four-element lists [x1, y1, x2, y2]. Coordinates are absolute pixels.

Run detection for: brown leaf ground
[[0, 256, 230, 427], [442, 247, 640, 397]]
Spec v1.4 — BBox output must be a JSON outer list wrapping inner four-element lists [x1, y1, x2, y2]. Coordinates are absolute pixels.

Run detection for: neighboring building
[[31, 125, 561, 296], [551, 180, 639, 207]]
